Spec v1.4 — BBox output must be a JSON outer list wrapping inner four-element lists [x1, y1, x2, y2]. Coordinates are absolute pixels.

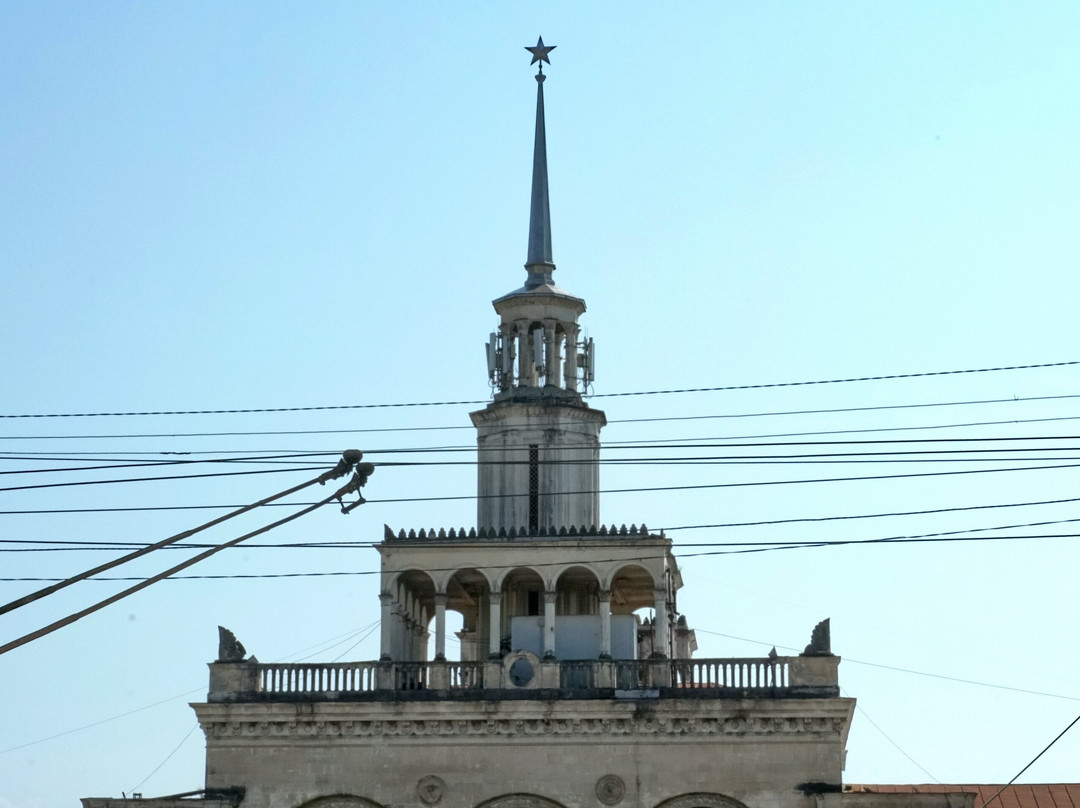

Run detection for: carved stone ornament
[[802, 618, 832, 657], [201, 714, 847, 741], [417, 775, 446, 805], [217, 625, 246, 662], [596, 775, 626, 805]]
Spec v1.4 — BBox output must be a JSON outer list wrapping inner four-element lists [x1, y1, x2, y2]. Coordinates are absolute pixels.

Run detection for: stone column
[[379, 593, 393, 660], [498, 324, 513, 391], [434, 594, 448, 661], [543, 320, 557, 385], [543, 591, 557, 659], [488, 592, 503, 659], [516, 320, 530, 386], [598, 589, 612, 659], [653, 588, 669, 658], [563, 323, 579, 392]]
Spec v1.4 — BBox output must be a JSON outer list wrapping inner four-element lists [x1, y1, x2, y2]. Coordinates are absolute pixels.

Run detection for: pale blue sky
[[2, 3, 1080, 807]]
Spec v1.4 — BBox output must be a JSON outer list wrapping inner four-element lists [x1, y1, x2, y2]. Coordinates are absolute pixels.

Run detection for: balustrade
[[222, 657, 828, 701]]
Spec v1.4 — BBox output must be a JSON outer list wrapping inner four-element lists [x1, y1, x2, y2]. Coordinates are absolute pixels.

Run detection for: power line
[[5, 530, 1079, 582], [694, 629, 1080, 702], [977, 713, 1080, 808], [2, 360, 1075, 419], [3, 460, 1080, 510], [0, 454, 372, 655], [0, 464, 326, 494]]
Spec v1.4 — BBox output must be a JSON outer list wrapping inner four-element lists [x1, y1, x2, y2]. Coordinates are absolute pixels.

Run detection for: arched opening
[[610, 564, 660, 659], [501, 566, 546, 657], [444, 567, 492, 662], [388, 569, 436, 662], [553, 565, 605, 660]]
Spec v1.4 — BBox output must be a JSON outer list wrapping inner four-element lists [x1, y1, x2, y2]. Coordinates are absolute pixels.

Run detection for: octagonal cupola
[[483, 40, 595, 404]]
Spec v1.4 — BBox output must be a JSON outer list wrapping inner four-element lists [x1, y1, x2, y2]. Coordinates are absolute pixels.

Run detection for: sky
[[2, 2, 1080, 806]]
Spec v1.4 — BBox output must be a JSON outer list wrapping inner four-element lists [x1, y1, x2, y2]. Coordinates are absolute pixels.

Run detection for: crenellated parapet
[[384, 523, 653, 543]]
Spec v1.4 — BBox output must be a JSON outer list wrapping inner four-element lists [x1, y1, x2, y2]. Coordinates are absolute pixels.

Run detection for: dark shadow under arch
[[654, 793, 751, 808], [477, 794, 570, 808], [295, 796, 387, 808]]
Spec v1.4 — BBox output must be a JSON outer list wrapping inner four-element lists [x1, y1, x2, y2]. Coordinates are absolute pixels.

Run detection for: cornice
[[194, 707, 852, 743]]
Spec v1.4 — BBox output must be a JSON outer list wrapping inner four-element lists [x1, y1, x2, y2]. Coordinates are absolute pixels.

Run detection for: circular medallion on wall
[[417, 775, 446, 805], [596, 774, 626, 805]]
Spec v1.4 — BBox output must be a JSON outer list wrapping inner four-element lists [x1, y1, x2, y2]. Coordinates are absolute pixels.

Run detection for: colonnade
[[491, 319, 580, 392], [378, 582, 672, 662]]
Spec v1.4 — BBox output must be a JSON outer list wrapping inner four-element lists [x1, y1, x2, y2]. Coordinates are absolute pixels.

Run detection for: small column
[[393, 605, 409, 660], [379, 593, 393, 660], [563, 323, 579, 392], [598, 589, 612, 659], [488, 592, 503, 659], [543, 320, 557, 385], [516, 320, 531, 385], [499, 324, 514, 391], [434, 594, 448, 661], [652, 588, 669, 658], [543, 591, 557, 659]]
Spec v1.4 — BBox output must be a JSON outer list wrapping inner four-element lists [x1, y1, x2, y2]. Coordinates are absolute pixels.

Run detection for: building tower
[[473, 37, 602, 535], [82, 40, 863, 808]]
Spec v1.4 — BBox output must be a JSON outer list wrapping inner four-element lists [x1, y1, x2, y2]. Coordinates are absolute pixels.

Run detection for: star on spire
[[525, 36, 555, 68]]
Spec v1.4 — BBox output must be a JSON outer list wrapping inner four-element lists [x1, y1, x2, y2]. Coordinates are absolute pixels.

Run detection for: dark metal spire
[[524, 37, 556, 289]]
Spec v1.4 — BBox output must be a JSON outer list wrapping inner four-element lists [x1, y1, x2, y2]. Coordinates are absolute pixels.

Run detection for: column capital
[[379, 592, 394, 605], [598, 589, 612, 601], [543, 591, 558, 605], [434, 593, 448, 607], [489, 592, 503, 605]]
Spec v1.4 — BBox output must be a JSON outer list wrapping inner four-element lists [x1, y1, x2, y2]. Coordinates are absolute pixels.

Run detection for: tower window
[[528, 444, 539, 534]]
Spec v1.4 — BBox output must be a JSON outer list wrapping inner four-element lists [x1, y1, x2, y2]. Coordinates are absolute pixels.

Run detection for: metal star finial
[[525, 36, 555, 71]]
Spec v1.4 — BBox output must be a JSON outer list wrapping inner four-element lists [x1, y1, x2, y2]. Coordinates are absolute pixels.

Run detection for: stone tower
[[82, 40, 862, 808], [471, 45, 604, 535]]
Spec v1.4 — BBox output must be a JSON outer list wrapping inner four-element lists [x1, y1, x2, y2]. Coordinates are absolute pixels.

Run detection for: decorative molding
[[417, 775, 446, 805], [385, 524, 652, 542], [596, 775, 626, 805], [201, 715, 848, 741]]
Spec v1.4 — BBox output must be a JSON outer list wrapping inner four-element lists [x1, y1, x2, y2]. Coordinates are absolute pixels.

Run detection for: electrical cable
[[8, 513, 1080, 553], [978, 713, 1080, 808], [3, 459, 1080, 515], [0, 454, 370, 655], [693, 629, 1080, 702], [0, 464, 326, 494], [1, 359, 1075, 419], [0, 457, 356, 616]]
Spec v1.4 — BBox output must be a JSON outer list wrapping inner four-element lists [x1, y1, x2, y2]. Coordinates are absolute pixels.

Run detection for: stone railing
[[208, 655, 838, 702]]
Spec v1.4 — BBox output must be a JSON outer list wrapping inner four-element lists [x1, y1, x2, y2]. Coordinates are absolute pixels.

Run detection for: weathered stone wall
[[194, 696, 854, 808]]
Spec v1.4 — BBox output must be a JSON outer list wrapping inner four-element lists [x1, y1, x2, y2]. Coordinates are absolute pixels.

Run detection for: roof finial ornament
[[525, 36, 556, 75], [523, 36, 556, 289]]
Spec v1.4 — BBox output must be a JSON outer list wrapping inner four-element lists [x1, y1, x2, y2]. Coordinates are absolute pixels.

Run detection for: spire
[[524, 37, 556, 289]]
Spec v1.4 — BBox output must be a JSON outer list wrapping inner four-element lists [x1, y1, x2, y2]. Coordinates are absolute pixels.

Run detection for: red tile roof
[[846, 784, 1080, 808]]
